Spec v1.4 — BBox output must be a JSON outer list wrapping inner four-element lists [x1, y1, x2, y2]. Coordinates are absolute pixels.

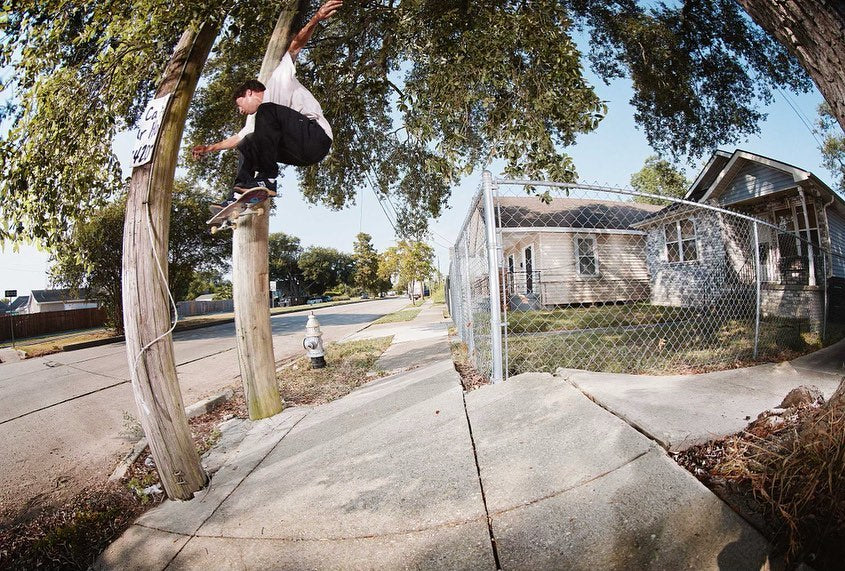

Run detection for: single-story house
[[495, 196, 662, 308], [632, 149, 845, 326], [26, 288, 100, 313], [8, 296, 30, 314], [0, 300, 9, 314]]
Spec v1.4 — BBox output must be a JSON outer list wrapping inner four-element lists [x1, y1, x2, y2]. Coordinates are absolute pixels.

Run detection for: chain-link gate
[[449, 171, 845, 382]]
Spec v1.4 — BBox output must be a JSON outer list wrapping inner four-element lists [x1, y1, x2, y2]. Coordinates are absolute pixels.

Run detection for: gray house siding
[[718, 163, 795, 206], [645, 212, 735, 307], [828, 209, 845, 278]]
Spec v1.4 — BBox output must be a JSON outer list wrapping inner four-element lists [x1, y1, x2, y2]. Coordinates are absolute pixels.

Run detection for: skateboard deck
[[207, 188, 275, 233]]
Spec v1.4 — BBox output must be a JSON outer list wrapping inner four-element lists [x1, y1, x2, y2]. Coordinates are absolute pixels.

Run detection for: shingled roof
[[8, 296, 29, 311], [30, 288, 95, 304], [495, 196, 662, 230]]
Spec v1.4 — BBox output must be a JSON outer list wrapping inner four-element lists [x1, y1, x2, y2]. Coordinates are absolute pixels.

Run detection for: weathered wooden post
[[122, 20, 220, 499], [231, 1, 302, 419]]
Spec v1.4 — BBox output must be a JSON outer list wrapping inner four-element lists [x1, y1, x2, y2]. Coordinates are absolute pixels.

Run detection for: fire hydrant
[[303, 312, 326, 368]]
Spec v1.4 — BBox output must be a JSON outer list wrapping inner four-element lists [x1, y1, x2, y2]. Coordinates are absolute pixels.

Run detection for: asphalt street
[[0, 297, 406, 515]]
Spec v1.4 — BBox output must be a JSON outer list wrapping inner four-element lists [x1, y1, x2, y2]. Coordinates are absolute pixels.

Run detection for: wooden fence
[[176, 299, 234, 317], [0, 308, 106, 342]]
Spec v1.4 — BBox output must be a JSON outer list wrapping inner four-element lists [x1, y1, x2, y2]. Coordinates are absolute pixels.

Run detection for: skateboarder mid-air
[[192, 0, 341, 211]]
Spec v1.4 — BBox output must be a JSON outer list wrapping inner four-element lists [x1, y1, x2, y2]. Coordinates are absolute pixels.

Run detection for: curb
[[108, 388, 235, 482]]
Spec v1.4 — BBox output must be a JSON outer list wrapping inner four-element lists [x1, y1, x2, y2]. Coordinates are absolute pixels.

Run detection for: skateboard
[[207, 188, 276, 234]]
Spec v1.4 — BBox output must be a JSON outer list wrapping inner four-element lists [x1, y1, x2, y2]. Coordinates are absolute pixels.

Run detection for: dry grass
[[279, 336, 394, 406], [678, 398, 845, 569], [13, 330, 113, 358]]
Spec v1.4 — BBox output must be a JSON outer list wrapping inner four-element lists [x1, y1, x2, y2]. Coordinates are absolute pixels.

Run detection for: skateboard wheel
[[255, 207, 265, 216], [211, 226, 220, 234]]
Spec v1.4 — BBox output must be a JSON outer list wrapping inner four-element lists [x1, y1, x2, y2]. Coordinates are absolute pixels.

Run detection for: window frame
[[574, 234, 600, 278], [664, 218, 699, 264]]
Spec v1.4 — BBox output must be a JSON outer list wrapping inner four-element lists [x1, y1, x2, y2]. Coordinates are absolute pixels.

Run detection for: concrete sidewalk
[[97, 302, 770, 569], [561, 337, 845, 451]]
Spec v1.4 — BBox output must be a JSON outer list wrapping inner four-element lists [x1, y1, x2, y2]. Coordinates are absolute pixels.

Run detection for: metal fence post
[[482, 170, 504, 383], [462, 238, 475, 359], [753, 222, 761, 358]]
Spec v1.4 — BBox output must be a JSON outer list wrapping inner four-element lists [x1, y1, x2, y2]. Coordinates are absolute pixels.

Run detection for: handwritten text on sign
[[131, 94, 171, 168]]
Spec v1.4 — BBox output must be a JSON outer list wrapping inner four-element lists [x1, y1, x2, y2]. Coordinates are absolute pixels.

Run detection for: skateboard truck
[[210, 206, 265, 234], [207, 188, 274, 234]]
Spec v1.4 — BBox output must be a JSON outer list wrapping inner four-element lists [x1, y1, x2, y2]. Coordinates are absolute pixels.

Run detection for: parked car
[[360, 292, 369, 299]]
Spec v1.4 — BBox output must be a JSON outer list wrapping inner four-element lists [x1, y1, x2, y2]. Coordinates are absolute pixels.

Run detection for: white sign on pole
[[131, 94, 171, 168], [269, 280, 277, 292]]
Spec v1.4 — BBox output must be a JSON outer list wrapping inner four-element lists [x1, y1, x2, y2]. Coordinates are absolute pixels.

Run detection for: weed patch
[[278, 336, 393, 406], [371, 308, 421, 325]]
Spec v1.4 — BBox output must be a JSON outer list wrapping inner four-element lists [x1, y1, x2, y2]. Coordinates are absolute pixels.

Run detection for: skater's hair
[[233, 80, 266, 101]]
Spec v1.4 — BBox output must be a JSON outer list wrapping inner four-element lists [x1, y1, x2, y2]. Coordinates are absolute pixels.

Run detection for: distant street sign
[[269, 280, 277, 292], [4, 290, 16, 298]]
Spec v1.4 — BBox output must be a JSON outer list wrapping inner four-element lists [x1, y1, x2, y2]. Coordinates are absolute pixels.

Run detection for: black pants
[[235, 102, 332, 186]]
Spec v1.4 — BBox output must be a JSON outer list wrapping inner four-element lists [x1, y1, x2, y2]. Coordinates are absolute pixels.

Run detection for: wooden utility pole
[[122, 20, 220, 500], [232, 1, 303, 419]]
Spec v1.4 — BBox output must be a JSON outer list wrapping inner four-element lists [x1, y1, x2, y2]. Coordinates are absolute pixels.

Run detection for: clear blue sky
[[0, 58, 837, 298]]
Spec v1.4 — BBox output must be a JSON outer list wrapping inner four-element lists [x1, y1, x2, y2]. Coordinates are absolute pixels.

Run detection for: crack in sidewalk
[[487, 448, 653, 518], [460, 391, 503, 571]]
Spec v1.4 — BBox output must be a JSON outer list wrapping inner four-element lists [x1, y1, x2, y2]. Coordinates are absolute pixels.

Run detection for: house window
[[664, 219, 698, 263], [575, 236, 599, 277]]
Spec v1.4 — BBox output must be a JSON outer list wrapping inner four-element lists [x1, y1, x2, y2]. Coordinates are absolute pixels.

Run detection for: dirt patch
[[0, 390, 248, 569], [449, 336, 490, 392]]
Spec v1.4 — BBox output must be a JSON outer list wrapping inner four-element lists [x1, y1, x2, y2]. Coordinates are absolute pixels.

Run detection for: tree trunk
[[122, 20, 220, 500], [736, 1, 845, 132], [737, 0, 845, 400], [232, 0, 303, 419]]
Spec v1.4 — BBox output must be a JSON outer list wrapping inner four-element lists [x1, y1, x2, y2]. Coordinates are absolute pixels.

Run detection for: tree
[[186, 270, 232, 301], [736, 1, 845, 133], [2, 1, 819, 244], [629, 156, 690, 205], [49, 198, 125, 330], [380, 240, 434, 302], [352, 232, 380, 294], [168, 180, 232, 302], [48, 183, 231, 331], [269, 231, 303, 282], [817, 104, 845, 193], [269, 231, 305, 299], [298, 246, 354, 295], [183, 1, 814, 233]]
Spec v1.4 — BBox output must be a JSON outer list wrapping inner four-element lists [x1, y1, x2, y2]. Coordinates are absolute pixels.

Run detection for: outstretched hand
[[191, 145, 209, 160], [315, 0, 343, 22]]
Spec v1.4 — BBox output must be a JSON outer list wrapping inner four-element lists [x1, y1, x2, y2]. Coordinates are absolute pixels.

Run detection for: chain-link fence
[[449, 172, 845, 382]]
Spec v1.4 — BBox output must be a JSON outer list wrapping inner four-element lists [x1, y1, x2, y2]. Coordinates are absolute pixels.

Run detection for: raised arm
[[287, 0, 343, 61]]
